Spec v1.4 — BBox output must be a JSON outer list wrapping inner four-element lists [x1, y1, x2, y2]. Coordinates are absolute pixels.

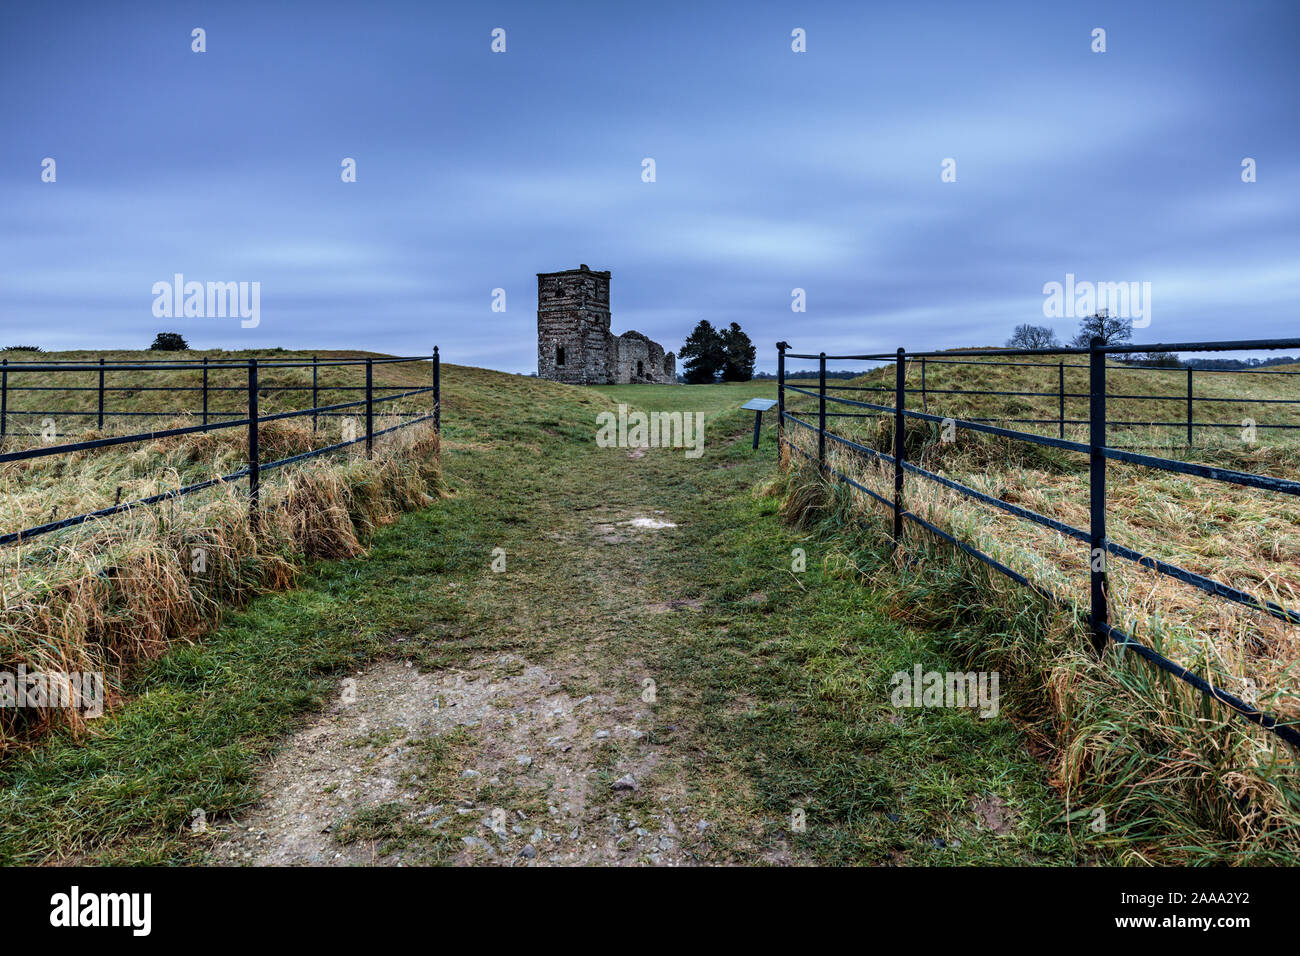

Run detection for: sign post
[[742, 398, 778, 450]]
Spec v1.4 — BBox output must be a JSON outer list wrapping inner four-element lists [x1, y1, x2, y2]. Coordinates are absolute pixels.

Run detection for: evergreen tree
[[720, 322, 756, 381], [678, 320, 726, 383]]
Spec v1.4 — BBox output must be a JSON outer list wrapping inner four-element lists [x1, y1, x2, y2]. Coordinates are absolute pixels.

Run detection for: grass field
[[2, 352, 1298, 865], [0, 361, 1087, 865], [0, 350, 443, 752], [783, 355, 1300, 703], [781, 352, 1300, 861], [892, 354, 1300, 452]]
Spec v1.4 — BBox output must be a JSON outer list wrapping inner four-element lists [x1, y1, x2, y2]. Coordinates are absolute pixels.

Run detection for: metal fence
[[0, 350, 441, 547], [786, 355, 1300, 446], [776, 336, 1300, 748]]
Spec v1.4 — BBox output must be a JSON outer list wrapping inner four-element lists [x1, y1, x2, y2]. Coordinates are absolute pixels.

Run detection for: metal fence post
[[433, 346, 440, 434], [817, 352, 826, 469], [97, 357, 105, 430], [894, 347, 906, 545], [0, 358, 7, 442], [202, 356, 209, 426], [920, 355, 927, 413], [776, 342, 787, 461], [1088, 338, 1109, 653], [1186, 367, 1194, 446], [365, 357, 374, 459], [1058, 360, 1065, 440], [248, 359, 259, 530], [312, 354, 319, 433]]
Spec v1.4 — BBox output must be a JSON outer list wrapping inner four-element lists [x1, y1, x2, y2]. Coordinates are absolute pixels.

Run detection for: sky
[[1, 0, 1297, 373]]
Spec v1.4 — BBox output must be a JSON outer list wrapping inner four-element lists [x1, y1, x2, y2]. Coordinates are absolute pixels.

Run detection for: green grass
[[0, 368, 1086, 865], [644, 472, 1077, 864], [590, 380, 779, 416], [779, 352, 1300, 863]]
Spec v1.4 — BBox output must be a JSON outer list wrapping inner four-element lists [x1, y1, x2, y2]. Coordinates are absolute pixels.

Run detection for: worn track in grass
[[0, 368, 1080, 865]]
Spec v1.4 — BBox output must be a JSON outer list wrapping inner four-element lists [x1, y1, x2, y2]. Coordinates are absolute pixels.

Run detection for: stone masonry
[[537, 265, 676, 385]]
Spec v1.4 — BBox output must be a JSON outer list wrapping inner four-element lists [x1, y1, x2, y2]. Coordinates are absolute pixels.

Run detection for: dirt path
[[208, 391, 1071, 867], [217, 651, 697, 865], [0, 373, 1080, 865], [217, 466, 736, 865]]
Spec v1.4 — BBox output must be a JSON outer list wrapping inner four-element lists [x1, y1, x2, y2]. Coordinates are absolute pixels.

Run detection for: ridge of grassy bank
[[776, 430, 1300, 864], [0, 350, 447, 752]]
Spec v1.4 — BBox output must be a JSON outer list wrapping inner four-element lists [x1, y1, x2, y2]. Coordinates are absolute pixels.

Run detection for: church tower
[[536, 264, 611, 385]]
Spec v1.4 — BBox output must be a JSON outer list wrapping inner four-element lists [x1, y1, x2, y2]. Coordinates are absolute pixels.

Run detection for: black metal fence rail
[[0, 353, 439, 436], [774, 336, 1300, 748], [793, 352, 1300, 444], [0, 350, 441, 548]]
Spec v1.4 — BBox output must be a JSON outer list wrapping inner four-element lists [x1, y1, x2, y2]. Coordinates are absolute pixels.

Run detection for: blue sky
[[1, 0, 1297, 372]]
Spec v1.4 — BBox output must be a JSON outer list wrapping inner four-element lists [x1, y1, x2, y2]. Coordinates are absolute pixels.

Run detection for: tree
[[720, 322, 756, 381], [1069, 309, 1132, 348], [149, 332, 190, 351], [1005, 324, 1060, 349], [677, 320, 726, 384], [1128, 351, 1181, 368]]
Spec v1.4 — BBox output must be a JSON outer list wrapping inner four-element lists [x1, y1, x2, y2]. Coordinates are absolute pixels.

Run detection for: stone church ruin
[[537, 265, 677, 385]]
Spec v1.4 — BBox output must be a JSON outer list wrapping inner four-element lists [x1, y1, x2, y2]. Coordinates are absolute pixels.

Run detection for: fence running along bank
[[0, 350, 442, 547], [775, 336, 1300, 748], [783, 353, 1300, 447]]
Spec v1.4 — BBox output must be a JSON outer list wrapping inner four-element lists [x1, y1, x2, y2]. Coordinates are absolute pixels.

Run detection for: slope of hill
[[0, 365, 1083, 868], [834, 353, 1300, 451], [785, 353, 1300, 693], [0, 350, 448, 752], [779, 352, 1300, 860]]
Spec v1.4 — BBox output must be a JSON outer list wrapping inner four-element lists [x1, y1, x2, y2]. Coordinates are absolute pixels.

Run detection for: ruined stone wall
[[614, 331, 675, 383], [537, 265, 677, 384], [614, 333, 648, 384]]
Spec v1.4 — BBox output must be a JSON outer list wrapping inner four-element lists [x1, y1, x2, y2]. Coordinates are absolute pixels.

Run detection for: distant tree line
[[1004, 312, 1295, 370], [753, 369, 870, 380], [1006, 310, 1134, 351], [1177, 355, 1298, 370], [4, 335, 195, 352]]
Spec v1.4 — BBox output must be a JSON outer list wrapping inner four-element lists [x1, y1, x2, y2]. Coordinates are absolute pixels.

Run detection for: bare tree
[[1069, 309, 1133, 348], [1005, 324, 1061, 349]]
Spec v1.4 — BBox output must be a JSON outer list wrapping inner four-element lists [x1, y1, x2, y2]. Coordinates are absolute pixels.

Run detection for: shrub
[[149, 333, 190, 351]]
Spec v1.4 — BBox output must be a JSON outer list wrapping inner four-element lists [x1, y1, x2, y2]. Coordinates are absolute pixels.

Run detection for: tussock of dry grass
[[788, 357, 1300, 706], [778, 356, 1300, 861], [0, 357, 442, 753]]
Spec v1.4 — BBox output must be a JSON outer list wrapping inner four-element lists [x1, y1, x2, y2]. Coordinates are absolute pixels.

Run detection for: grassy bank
[[0, 350, 443, 752], [778, 353, 1300, 862], [0, 370, 1082, 865]]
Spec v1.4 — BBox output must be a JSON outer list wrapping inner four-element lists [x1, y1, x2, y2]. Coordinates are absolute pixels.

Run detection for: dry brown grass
[[0, 351, 443, 752], [778, 355, 1300, 859], [778, 436, 1300, 860], [787, 355, 1300, 715]]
